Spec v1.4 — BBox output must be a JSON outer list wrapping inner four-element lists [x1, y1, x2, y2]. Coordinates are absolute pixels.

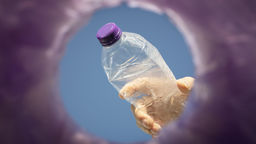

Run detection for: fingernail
[[142, 119, 152, 129], [152, 123, 161, 132]]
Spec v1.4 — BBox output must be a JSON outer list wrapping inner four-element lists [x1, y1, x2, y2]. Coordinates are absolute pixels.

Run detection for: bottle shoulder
[[102, 32, 147, 52], [101, 32, 148, 67], [122, 32, 146, 42], [121, 32, 148, 50]]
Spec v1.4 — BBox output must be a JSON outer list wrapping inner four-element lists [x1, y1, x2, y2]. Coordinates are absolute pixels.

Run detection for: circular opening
[[60, 4, 194, 143]]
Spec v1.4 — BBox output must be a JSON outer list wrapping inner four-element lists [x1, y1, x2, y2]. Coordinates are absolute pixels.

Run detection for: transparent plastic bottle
[[97, 23, 179, 108]]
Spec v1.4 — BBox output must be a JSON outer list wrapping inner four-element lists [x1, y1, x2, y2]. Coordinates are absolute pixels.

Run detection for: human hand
[[119, 77, 194, 137], [1, 0, 255, 143]]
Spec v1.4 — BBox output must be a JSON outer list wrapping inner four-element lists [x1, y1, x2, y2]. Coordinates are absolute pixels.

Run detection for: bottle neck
[[103, 32, 124, 48]]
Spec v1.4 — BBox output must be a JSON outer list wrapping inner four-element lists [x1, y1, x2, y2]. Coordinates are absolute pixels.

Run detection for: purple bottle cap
[[96, 22, 122, 46]]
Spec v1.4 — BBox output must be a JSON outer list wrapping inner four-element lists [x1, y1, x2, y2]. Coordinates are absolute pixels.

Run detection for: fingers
[[132, 105, 156, 135], [132, 105, 154, 129], [119, 77, 151, 99], [136, 121, 152, 135], [119, 83, 135, 99], [152, 122, 161, 132], [131, 105, 162, 136], [137, 122, 159, 137], [177, 77, 195, 94]]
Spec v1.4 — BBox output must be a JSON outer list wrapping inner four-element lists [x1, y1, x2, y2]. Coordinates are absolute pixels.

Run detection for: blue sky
[[60, 4, 194, 143]]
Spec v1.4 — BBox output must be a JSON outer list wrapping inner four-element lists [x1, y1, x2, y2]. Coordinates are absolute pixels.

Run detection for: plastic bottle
[[96, 22, 179, 108]]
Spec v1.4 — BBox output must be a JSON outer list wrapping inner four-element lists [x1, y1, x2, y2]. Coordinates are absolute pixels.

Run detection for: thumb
[[177, 77, 195, 94]]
